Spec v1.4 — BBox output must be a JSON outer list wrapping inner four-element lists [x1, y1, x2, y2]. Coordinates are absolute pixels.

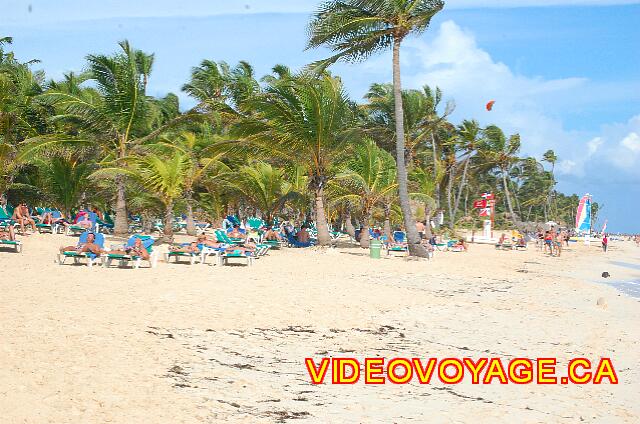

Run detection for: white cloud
[[405, 20, 587, 157], [587, 137, 604, 155], [397, 20, 639, 183], [621, 132, 640, 152]]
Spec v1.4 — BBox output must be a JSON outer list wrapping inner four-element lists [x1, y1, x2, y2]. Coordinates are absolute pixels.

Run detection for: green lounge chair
[[103, 235, 158, 269], [0, 237, 22, 253], [57, 232, 105, 267], [165, 243, 200, 265], [220, 249, 255, 266]]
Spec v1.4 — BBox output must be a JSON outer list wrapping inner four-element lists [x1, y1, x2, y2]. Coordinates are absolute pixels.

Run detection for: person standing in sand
[[602, 233, 609, 252], [555, 231, 563, 257], [415, 220, 425, 240]]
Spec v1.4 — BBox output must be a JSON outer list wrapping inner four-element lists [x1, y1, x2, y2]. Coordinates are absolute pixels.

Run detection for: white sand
[[1, 233, 639, 423]]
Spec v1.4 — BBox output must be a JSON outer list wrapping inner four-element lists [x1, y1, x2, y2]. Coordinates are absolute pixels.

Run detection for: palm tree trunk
[[453, 157, 470, 225], [163, 201, 174, 243], [114, 174, 128, 236], [501, 171, 518, 224], [392, 39, 428, 258], [360, 211, 371, 249], [344, 207, 355, 238], [446, 163, 455, 229], [185, 189, 196, 236], [315, 186, 331, 246], [431, 133, 440, 210]]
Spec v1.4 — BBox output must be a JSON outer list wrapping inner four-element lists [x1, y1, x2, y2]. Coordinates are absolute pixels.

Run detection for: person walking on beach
[[602, 233, 608, 252], [555, 231, 563, 257]]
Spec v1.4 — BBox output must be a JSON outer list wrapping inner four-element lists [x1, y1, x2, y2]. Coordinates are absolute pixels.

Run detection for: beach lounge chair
[[0, 207, 16, 230], [0, 227, 21, 253], [57, 232, 105, 267], [285, 233, 313, 248], [165, 243, 200, 265], [220, 248, 255, 266], [103, 235, 158, 269], [96, 212, 115, 233]]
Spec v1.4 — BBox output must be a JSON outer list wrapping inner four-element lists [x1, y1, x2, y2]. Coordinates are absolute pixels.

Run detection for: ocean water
[[604, 261, 640, 299], [605, 280, 640, 299]]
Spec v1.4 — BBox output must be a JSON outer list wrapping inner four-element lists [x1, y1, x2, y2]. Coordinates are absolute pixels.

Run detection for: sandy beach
[[1, 234, 639, 423]]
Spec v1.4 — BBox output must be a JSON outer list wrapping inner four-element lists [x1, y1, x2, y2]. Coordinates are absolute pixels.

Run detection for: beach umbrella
[[486, 100, 496, 111]]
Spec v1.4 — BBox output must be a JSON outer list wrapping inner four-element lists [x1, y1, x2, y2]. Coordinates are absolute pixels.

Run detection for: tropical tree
[[231, 161, 301, 223], [330, 139, 398, 248], [234, 72, 356, 245], [307, 0, 445, 257], [34, 41, 192, 236], [481, 125, 521, 225], [32, 155, 93, 217], [155, 130, 229, 235]]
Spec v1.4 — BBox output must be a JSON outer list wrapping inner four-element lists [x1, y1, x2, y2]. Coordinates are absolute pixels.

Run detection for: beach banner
[[575, 194, 592, 232], [473, 200, 487, 209], [601, 219, 608, 233]]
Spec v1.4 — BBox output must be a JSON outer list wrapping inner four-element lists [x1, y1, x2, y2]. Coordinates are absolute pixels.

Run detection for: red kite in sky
[[486, 100, 496, 111]]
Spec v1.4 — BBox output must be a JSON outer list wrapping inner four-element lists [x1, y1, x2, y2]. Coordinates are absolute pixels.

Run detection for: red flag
[[479, 207, 492, 217], [481, 192, 494, 200], [473, 200, 487, 209]]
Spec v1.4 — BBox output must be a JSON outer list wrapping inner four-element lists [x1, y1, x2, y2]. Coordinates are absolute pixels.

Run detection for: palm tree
[[154, 130, 229, 235], [307, 0, 444, 257], [33, 155, 93, 218], [542, 149, 558, 218], [330, 139, 398, 248], [231, 161, 301, 223], [234, 72, 356, 245], [35, 41, 193, 236], [482, 125, 521, 225]]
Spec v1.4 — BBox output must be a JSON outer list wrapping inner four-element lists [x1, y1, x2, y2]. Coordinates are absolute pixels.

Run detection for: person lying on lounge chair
[[169, 241, 201, 254], [12, 203, 36, 234], [196, 234, 223, 248], [109, 237, 150, 260], [59, 232, 105, 255], [0, 226, 16, 241]]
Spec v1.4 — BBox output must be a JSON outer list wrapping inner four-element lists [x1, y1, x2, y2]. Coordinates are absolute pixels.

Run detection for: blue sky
[[3, 1, 639, 232]]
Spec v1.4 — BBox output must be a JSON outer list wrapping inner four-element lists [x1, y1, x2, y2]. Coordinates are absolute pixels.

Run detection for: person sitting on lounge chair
[[59, 232, 105, 255], [452, 238, 468, 252], [228, 224, 245, 239], [263, 227, 281, 242], [297, 225, 310, 243], [12, 203, 36, 234], [0, 225, 16, 241], [109, 237, 150, 260]]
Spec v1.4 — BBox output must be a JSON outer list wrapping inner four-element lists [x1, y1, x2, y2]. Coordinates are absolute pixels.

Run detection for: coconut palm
[[482, 125, 521, 225], [330, 140, 398, 248], [231, 161, 301, 223], [234, 72, 356, 245], [308, 0, 445, 257], [32, 155, 93, 217], [154, 130, 229, 235], [34, 41, 193, 236]]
